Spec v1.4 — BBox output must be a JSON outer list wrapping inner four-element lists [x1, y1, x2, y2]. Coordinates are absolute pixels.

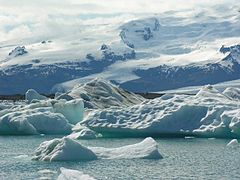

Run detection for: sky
[[0, 0, 239, 42]]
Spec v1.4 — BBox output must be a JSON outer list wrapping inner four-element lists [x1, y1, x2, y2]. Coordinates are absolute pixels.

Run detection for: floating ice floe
[[57, 167, 96, 180], [81, 85, 240, 138], [33, 137, 162, 161], [55, 78, 145, 109]]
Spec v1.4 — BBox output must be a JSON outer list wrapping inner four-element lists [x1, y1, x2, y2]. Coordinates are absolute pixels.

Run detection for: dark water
[[0, 136, 239, 180]]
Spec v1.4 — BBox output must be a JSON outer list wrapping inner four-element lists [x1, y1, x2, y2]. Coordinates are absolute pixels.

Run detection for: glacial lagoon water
[[0, 136, 239, 180]]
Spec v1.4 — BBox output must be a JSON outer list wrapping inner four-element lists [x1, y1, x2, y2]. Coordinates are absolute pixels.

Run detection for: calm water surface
[[0, 136, 239, 180]]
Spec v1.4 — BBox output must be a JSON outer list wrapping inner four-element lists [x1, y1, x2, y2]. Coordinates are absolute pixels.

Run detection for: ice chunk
[[68, 128, 97, 140], [53, 99, 84, 124], [33, 137, 97, 161], [25, 89, 47, 104], [33, 137, 162, 161], [57, 167, 96, 180], [227, 139, 239, 147]]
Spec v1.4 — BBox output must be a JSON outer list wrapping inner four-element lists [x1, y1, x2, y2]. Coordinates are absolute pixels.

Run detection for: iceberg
[[33, 137, 162, 161], [55, 78, 144, 109], [57, 167, 96, 180], [0, 92, 84, 135], [81, 85, 240, 138], [0, 108, 72, 135]]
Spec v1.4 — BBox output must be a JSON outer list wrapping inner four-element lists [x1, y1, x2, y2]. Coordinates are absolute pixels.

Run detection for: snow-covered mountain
[[120, 44, 240, 92], [0, 3, 240, 94]]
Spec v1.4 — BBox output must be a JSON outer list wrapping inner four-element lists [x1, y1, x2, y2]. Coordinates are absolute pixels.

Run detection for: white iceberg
[[57, 167, 96, 180], [81, 85, 240, 138], [0, 95, 84, 135], [0, 108, 72, 135], [33, 137, 162, 161], [25, 89, 47, 104]]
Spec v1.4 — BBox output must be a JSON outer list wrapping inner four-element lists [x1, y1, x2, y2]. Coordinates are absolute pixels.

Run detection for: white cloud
[[0, 0, 238, 42]]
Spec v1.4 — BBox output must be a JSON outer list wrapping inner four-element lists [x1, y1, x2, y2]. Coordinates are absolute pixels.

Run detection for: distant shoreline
[[0, 94, 55, 101], [0, 93, 163, 101], [0, 92, 197, 101]]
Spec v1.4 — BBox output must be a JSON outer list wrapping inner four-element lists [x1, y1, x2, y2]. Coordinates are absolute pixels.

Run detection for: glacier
[[33, 137, 162, 161]]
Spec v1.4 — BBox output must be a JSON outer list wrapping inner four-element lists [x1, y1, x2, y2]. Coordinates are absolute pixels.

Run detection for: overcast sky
[[0, 0, 238, 42]]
